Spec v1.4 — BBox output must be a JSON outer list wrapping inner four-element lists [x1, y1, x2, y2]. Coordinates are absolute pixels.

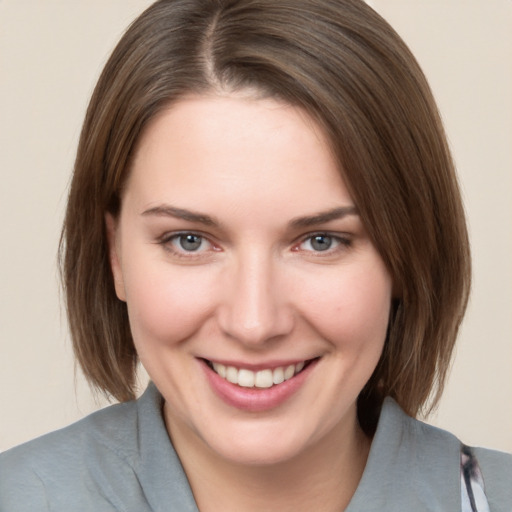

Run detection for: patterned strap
[[461, 445, 490, 512]]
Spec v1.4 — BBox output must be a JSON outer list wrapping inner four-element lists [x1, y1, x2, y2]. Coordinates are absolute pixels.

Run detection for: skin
[[107, 94, 393, 511]]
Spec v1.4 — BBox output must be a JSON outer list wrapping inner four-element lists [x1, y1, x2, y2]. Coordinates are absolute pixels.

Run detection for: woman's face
[[107, 94, 393, 465]]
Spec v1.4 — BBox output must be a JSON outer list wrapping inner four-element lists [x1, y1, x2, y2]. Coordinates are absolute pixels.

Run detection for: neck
[[165, 405, 371, 512]]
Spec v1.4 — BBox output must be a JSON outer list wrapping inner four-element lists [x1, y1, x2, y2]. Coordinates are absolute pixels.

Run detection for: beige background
[[1, 0, 511, 453]]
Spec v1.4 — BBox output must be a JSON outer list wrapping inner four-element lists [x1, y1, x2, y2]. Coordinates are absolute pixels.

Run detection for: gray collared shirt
[[1, 383, 511, 511]]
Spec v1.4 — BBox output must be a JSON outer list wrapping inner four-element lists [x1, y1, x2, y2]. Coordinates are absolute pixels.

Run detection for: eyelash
[[157, 231, 217, 259], [157, 231, 352, 259], [293, 232, 352, 255]]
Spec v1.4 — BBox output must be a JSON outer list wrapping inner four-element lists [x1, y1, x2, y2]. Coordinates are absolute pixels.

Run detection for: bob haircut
[[61, 0, 470, 431]]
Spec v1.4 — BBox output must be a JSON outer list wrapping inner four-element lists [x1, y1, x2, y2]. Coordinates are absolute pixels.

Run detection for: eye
[[296, 233, 350, 254], [159, 232, 215, 256], [307, 234, 335, 252], [176, 233, 204, 252]]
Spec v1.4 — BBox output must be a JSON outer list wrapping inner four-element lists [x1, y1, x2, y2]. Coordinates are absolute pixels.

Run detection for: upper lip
[[199, 357, 318, 371]]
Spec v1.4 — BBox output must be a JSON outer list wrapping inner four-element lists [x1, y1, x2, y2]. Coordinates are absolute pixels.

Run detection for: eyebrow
[[289, 206, 358, 228], [141, 205, 220, 227], [141, 204, 358, 229]]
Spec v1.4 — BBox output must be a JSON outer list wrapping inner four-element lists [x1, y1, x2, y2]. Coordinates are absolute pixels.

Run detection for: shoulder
[[373, 398, 465, 508], [397, 399, 512, 510], [0, 399, 140, 512], [397, 401, 512, 509], [349, 397, 512, 511], [0, 384, 196, 512], [472, 446, 512, 512], [377, 397, 464, 462]]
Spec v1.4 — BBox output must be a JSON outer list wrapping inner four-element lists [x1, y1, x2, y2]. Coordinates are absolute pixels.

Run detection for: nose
[[217, 250, 294, 347]]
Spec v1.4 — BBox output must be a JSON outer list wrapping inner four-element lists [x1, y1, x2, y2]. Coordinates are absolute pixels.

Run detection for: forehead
[[124, 94, 353, 220]]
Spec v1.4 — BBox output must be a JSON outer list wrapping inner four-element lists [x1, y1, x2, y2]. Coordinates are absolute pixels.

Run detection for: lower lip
[[201, 359, 318, 412]]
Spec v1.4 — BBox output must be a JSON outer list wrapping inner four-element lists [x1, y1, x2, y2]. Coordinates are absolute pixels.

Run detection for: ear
[[105, 213, 126, 302]]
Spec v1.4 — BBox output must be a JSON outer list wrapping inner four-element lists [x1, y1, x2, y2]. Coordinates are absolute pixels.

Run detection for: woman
[[1, 0, 510, 510]]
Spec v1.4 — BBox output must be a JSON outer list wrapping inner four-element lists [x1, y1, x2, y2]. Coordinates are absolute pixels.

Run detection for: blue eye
[[309, 235, 334, 251], [298, 233, 350, 254], [157, 231, 219, 260], [176, 234, 204, 252]]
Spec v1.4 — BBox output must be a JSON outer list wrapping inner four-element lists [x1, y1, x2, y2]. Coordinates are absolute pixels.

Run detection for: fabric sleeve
[[473, 447, 512, 512], [0, 449, 50, 512]]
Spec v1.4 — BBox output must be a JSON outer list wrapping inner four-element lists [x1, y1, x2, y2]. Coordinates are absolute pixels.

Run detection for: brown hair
[[60, 0, 470, 429]]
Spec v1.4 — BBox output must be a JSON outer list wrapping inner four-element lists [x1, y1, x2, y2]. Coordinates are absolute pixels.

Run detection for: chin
[[195, 415, 323, 467], [211, 436, 307, 467]]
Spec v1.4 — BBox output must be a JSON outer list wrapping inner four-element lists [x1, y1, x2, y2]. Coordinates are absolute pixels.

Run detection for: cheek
[[122, 259, 217, 346], [296, 262, 392, 349]]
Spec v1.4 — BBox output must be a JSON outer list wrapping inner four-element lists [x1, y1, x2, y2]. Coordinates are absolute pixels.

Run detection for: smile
[[207, 360, 309, 389], [202, 357, 320, 412]]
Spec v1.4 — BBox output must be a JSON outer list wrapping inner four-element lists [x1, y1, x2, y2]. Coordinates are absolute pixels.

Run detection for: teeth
[[238, 369, 255, 388], [225, 366, 238, 384], [284, 364, 295, 380], [212, 362, 226, 378], [272, 367, 284, 385], [210, 360, 308, 388], [255, 369, 273, 388]]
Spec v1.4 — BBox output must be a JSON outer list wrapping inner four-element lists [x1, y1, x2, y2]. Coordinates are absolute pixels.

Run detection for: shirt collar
[[135, 386, 461, 511]]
